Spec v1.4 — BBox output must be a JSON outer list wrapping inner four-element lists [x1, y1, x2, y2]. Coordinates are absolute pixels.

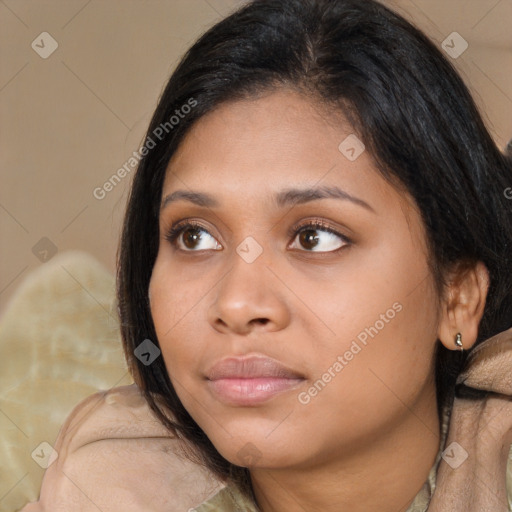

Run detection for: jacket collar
[[428, 326, 512, 511]]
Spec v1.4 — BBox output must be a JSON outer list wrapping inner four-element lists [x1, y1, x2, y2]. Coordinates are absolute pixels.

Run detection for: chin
[[224, 443, 301, 469], [201, 420, 306, 468]]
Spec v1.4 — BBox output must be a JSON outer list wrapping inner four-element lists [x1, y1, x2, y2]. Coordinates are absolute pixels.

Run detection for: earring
[[454, 332, 463, 353]]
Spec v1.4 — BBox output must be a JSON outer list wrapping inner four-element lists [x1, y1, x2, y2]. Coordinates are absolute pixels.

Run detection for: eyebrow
[[160, 185, 375, 213]]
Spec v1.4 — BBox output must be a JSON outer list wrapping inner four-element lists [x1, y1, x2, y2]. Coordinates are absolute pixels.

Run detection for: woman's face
[[149, 89, 441, 470]]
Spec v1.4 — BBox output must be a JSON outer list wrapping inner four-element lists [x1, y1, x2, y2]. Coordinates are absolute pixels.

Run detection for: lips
[[205, 355, 305, 406], [206, 355, 304, 380]]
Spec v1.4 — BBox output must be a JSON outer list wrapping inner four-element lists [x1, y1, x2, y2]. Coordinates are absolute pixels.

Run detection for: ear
[[437, 260, 490, 351]]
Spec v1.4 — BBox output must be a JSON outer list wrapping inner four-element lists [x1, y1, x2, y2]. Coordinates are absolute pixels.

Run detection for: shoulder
[[21, 385, 226, 512], [52, 384, 176, 451]]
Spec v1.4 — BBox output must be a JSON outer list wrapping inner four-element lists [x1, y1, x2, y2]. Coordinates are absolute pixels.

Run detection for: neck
[[249, 387, 441, 512]]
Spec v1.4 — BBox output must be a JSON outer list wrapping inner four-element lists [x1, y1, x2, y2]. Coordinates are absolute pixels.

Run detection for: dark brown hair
[[116, 0, 512, 499]]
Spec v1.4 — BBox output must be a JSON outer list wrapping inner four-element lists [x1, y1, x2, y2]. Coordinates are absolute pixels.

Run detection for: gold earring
[[454, 332, 463, 353]]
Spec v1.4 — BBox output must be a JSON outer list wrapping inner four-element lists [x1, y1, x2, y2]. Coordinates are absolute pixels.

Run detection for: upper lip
[[206, 355, 304, 380]]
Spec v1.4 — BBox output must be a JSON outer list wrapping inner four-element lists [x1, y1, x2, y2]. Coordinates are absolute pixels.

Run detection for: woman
[[23, 0, 512, 510]]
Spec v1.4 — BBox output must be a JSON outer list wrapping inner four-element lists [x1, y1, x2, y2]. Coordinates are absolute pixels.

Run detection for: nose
[[207, 248, 291, 336]]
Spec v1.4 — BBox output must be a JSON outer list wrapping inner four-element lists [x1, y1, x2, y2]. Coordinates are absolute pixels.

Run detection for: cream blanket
[[0, 251, 132, 512]]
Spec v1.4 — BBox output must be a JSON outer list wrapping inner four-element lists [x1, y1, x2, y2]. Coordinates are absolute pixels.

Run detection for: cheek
[[294, 289, 438, 450], [149, 251, 210, 332], [307, 248, 438, 413], [308, 234, 437, 355], [148, 259, 202, 369]]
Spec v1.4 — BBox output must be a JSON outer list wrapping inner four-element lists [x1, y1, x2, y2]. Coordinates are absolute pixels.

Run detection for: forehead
[[162, 88, 412, 217]]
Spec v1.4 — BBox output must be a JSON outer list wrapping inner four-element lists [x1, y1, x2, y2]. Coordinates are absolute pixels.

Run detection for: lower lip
[[207, 377, 304, 406]]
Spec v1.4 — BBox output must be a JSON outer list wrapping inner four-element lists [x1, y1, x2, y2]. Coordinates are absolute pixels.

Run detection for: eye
[[288, 220, 350, 253], [164, 221, 221, 251], [164, 219, 351, 253]]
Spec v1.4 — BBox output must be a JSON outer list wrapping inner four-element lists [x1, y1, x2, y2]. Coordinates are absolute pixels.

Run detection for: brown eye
[[182, 227, 203, 249], [165, 222, 222, 251], [289, 222, 350, 252], [298, 229, 321, 250]]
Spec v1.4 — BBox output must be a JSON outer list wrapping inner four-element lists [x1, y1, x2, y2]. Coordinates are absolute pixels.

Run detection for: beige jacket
[[21, 327, 512, 511]]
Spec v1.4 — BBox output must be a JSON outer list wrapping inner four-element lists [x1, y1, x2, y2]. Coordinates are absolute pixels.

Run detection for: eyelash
[[164, 218, 352, 254]]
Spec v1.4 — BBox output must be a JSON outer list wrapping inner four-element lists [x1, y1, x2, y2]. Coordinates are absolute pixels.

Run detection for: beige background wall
[[1, 0, 511, 318]]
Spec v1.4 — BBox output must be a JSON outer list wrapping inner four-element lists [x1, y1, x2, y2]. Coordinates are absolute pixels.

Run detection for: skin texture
[[149, 88, 489, 512]]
